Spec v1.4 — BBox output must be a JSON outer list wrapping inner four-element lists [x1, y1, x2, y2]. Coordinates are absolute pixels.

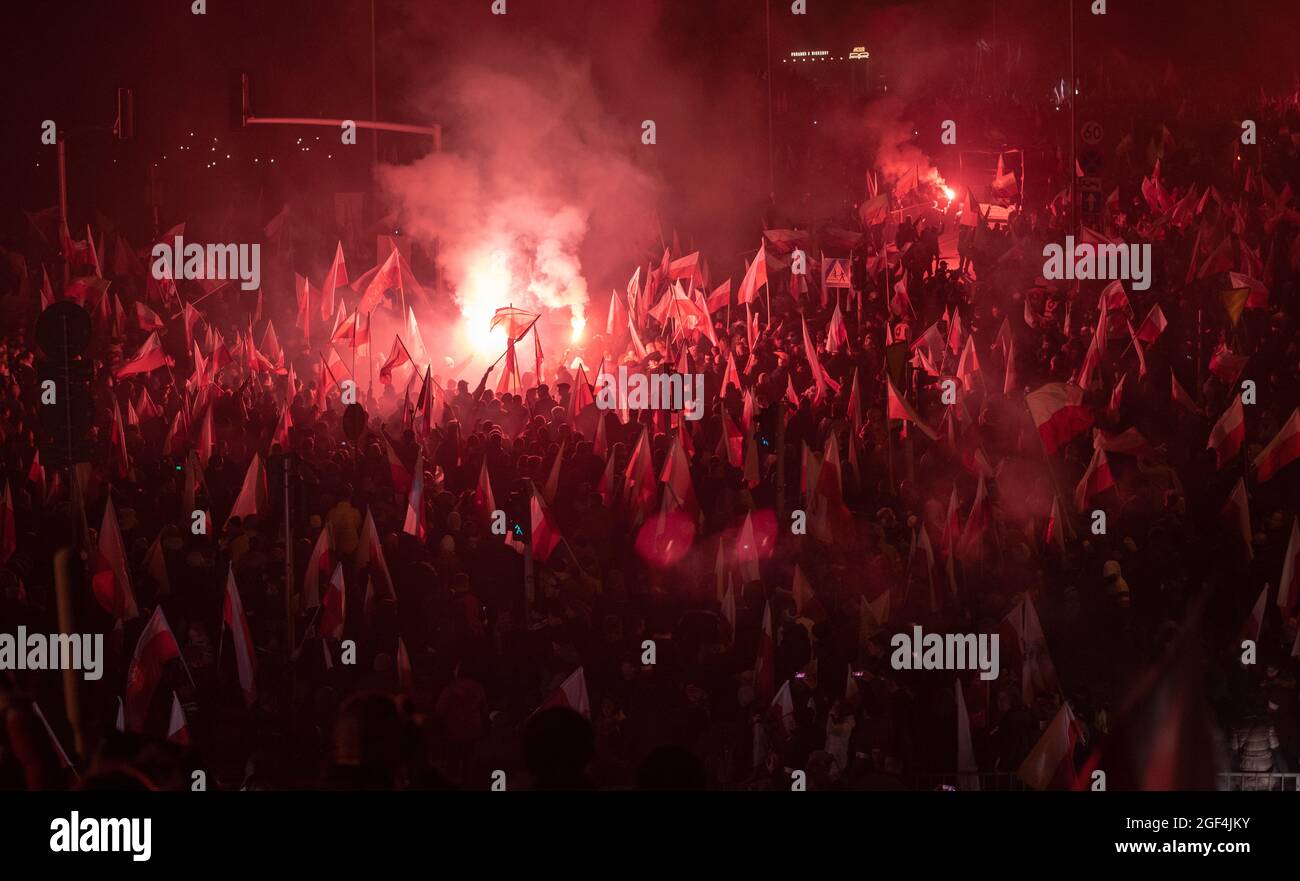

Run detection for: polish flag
[[402, 449, 425, 538], [134, 301, 165, 332], [295, 272, 314, 343], [272, 402, 293, 450], [1207, 396, 1245, 469], [93, 497, 139, 620], [705, 279, 731, 312], [1074, 446, 1115, 512], [197, 404, 214, 466], [222, 565, 257, 706], [1253, 408, 1300, 483], [955, 680, 981, 790], [947, 310, 964, 355], [826, 303, 850, 354], [541, 667, 590, 718], [1170, 369, 1201, 414], [542, 439, 565, 505], [606, 290, 627, 335], [596, 445, 616, 506], [659, 435, 697, 517], [1018, 702, 1081, 790], [320, 242, 348, 320], [958, 474, 991, 562], [622, 428, 657, 523], [396, 637, 413, 692], [956, 336, 981, 390], [1026, 382, 1093, 455], [530, 482, 563, 562], [303, 524, 333, 608], [886, 376, 939, 440], [1134, 303, 1168, 344], [736, 242, 768, 304], [1220, 477, 1254, 560], [260, 321, 283, 369], [144, 535, 169, 595], [27, 453, 45, 505], [166, 693, 190, 746], [721, 353, 742, 396], [319, 563, 347, 640], [1108, 372, 1127, 422], [358, 247, 402, 314], [735, 511, 762, 584], [1242, 583, 1269, 649], [476, 456, 496, 518], [1045, 495, 1069, 551], [754, 601, 775, 703], [1277, 517, 1300, 613], [224, 453, 267, 528], [720, 408, 745, 469], [0, 481, 15, 565], [771, 679, 796, 734], [378, 335, 412, 385], [125, 606, 182, 730], [357, 509, 395, 600], [115, 331, 171, 378]]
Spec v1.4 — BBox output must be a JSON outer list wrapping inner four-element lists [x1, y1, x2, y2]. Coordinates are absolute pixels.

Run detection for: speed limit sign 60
[[1080, 121, 1104, 146]]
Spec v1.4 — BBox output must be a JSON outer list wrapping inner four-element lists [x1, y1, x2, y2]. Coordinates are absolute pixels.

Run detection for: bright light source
[[943, 186, 956, 201]]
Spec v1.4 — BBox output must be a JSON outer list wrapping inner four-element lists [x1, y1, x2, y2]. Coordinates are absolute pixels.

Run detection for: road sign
[[1080, 120, 1104, 146], [1079, 148, 1104, 176], [1078, 176, 1103, 193], [822, 257, 852, 290]]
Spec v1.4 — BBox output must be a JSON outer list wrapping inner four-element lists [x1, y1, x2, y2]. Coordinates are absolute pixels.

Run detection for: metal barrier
[[912, 772, 1300, 791]]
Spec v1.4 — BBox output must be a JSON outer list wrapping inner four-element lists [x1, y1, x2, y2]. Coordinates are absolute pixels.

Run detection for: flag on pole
[[125, 606, 182, 730], [222, 564, 257, 707]]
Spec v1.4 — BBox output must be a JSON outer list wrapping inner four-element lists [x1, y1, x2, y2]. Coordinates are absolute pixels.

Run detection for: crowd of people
[[1, 86, 1299, 792]]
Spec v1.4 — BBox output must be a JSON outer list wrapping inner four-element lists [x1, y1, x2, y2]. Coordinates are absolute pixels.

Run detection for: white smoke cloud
[[377, 49, 657, 355]]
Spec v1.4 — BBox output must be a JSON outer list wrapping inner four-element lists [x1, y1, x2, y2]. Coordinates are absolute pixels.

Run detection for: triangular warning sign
[[824, 259, 852, 289]]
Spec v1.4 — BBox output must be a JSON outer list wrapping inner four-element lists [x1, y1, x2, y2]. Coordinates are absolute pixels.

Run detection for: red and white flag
[[1170, 369, 1201, 414], [225, 453, 267, 528], [1207, 396, 1245, 470], [886, 376, 939, 440], [93, 497, 139, 620], [1242, 583, 1269, 649], [541, 666, 590, 718], [222, 565, 257, 707], [1134, 303, 1168, 344], [530, 482, 563, 562], [0, 481, 15, 565], [1018, 702, 1081, 790], [1026, 382, 1094, 455], [754, 600, 775, 702], [1254, 408, 1300, 483], [115, 332, 170, 378], [955, 679, 981, 790], [166, 693, 190, 746], [320, 242, 348, 320], [125, 606, 182, 730], [1277, 516, 1300, 613], [303, 523, 333, 608], [736, 243, 768, 305], [1074, 446, 1115, 512], [1220, 477, 1254, 560], [396, 637, 413, 692], [402, 449, 425, 538], [319, 563, 346, 640]]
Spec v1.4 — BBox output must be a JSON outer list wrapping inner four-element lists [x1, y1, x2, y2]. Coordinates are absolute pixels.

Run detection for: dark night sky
[[1, 0, 1296, 275]]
